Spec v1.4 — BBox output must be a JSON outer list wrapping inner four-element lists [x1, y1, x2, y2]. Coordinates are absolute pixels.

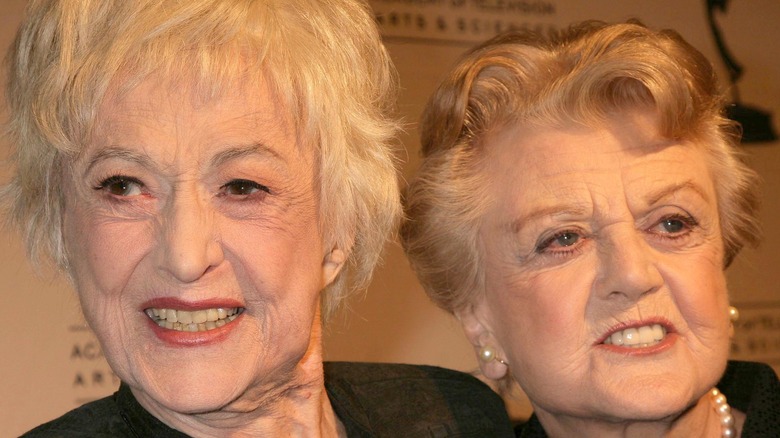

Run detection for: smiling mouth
[[602, 324, 667, 348], [144, 307, 244, 332]]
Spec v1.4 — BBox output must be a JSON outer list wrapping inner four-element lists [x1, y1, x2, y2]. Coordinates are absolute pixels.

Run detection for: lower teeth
[[155, 314, 239, 332], [625, 340, 660, 348], [146, 308, 244, 332]]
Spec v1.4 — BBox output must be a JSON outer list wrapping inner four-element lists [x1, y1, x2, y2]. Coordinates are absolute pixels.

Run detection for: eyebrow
[[507, 204, 589, 234], [643, 180, 711, 206], [505, 180, 711, 235], [84, 142, 286, 175], [85, 147, 156, 174], [209, 142, 285, 169]]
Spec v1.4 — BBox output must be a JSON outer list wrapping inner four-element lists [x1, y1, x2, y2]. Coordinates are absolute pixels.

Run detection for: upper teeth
[[145, 307, 242, 332], [603, 324, 666, 347]]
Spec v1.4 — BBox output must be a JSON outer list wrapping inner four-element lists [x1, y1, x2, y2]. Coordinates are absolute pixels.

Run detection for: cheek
[[667, 256, 730, 332], [226, 218, 324, 274], [490, 265, 593, 354], [62, 208, 153, 369], [63, 207, 151, 298], [224, 228, 324, 357], [222, 219, 326, 313]]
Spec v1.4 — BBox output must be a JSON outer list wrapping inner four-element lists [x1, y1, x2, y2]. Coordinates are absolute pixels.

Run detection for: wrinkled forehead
[[74, 46, 312, 158], [78, 73, 313, 177], [478, 110, 718, 208], [102, 63, 279, 116], [483, 109, 662, 158], [87, 64, 304, 153]]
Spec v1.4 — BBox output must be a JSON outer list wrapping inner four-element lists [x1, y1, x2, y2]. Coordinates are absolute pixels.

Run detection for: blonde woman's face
[[61, 75, 340, 415], [470, 111, 731, 425]]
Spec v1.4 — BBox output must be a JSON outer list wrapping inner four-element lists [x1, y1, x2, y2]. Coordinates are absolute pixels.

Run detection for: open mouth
[[602, 323, 667, 348], [144, 307, 245, 332]]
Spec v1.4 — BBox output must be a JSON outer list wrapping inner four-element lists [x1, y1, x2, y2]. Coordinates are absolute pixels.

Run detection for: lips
[[141, 299, 246, 347]]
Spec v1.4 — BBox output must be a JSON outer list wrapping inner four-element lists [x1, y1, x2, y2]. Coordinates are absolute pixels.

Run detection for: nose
[[156, 191, 224, 283], [594, 227, 663, 301]]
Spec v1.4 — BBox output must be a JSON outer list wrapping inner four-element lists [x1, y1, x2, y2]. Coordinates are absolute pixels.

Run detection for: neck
[[136, 307, 344, 437], [535, 390, 738, 438]]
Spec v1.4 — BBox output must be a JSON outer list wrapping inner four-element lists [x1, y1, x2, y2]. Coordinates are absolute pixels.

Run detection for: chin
[[151, 379, 249, 415], [131, 362, 255, 414], [595, 376, 710, 422], [590, 350, 728, 419], [608, 397, 693, 422], [160, 389, 241, 415]]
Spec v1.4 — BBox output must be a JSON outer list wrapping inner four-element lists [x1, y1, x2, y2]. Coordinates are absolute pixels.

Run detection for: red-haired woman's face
[[465, 110, 730, 427]]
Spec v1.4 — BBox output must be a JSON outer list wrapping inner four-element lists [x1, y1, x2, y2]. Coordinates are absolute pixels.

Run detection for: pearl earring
[[728, 306, 739, 323], [478, 345, 508, 365]]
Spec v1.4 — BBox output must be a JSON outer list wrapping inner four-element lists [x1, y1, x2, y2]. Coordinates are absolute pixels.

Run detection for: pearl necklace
[[710, 388, 737, 437]]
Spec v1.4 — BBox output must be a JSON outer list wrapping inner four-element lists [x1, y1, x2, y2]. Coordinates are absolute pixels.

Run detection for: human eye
[[219, 179, 270, 198], [650, 214, 697, 239], [94, 175, 145, 197], [535, 229, 585, 256]]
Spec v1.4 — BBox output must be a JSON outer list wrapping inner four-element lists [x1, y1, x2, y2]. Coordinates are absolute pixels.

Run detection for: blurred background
[[1, 1, 778, 436]]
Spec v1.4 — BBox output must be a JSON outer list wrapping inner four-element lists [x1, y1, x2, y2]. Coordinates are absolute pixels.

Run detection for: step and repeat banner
[[371, 0, 710, 46]]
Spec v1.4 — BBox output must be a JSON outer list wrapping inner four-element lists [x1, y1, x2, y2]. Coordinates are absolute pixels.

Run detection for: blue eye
[[220, 179, 269, 196], [655, 215, 697, 236], [96, 175, 144, 196], [536, 230, 584, 255], [554, 232, 579, 247], [661, 218, 685, 233]]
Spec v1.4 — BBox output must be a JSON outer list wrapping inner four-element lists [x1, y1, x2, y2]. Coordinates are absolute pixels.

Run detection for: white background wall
[[2, 1, 779, 436]]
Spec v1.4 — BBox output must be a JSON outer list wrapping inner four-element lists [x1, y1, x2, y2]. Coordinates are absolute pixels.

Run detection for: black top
[[22, 361, 514, 437], [515, 360, 780, 437]]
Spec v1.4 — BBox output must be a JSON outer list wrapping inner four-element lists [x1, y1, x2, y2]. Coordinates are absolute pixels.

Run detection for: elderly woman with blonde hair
[[4, 0, 514, 436], [402, 21, 780, 437]]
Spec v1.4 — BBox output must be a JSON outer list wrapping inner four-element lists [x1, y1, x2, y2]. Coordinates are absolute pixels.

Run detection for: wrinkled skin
[[459, 111, 734, 436], [61, 75, 346, 435]]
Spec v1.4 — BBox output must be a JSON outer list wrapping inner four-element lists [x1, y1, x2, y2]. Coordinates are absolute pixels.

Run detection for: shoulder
[[324, 361, 514, 437], [21, 383, 187, 438], [20, 392, 131, 438], [718, 360, 780, 437]]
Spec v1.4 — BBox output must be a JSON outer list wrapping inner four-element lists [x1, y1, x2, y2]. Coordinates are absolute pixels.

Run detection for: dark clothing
[[515, 360, 780, 437], [22, 361, 514, 437], [718, 360, 780, 437], [325, 361, 513, 437]]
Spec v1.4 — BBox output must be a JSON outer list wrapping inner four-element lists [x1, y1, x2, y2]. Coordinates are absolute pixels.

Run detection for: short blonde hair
[[401, 21, 760, 314], [3, 0, 401, 318]]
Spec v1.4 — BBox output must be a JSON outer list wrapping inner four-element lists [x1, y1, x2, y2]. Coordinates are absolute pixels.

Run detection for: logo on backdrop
[[371, 0, 559, 45], [69, 325, 119, 405], [730, 302, 780, 370]]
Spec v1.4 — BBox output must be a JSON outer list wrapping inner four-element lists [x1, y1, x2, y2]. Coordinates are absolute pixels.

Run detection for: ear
[[455, 302, 508, 380], [322, 247, 347, 288]]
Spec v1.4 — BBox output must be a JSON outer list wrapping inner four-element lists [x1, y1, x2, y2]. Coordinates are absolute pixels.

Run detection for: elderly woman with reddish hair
[[402, 21, 779, 437]]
